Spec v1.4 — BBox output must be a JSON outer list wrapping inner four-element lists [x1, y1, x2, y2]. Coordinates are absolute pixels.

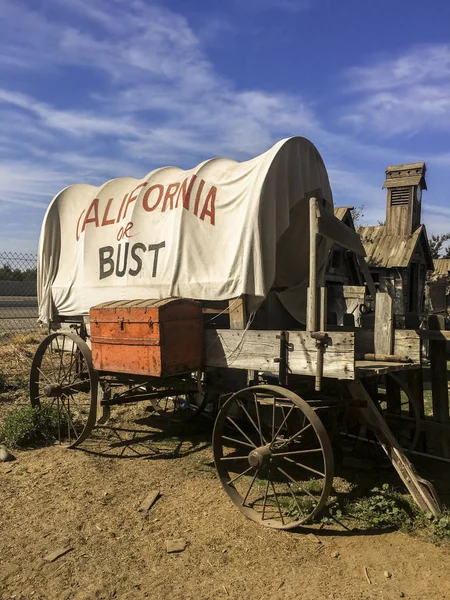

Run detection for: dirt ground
[[1, 398, 450, 600]]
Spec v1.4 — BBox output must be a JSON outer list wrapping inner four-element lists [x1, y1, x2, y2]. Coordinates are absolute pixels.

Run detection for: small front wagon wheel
[[213, 385, 334, 530], [30, 332, 98, 448]]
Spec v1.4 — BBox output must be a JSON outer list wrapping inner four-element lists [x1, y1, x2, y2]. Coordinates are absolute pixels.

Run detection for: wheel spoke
[[277, 422, 313, 449], [236, 399, 267, 445], [47, 343, 57, 382], [55, 336, 63, 382], [254, 393, 264, 446], [227, 466, 254, 486], [37, 367, 53, 386], [282, 456, 325, 478], [261, 478, 270, 521], [287, 481, 305, 517], [222, 435, 255, 449], [277, 466, 320, 502], [270, 479, 285, 525], [62, 340, 76, 384], [271, 405, 295, 446], [219, 455, 249, 461], [59, 395, 80, 439], [242, 469, 258, 506], [274, 448, 323, 457], [226, 416, 257, 448], [271, 396, 276, 442]]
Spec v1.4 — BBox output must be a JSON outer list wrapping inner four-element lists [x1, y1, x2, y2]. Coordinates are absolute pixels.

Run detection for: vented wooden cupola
[[383, 162, 427, 236]]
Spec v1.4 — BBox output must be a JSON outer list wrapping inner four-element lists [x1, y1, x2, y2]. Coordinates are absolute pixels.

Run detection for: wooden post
[[374, 292, 393, 356], [428, 315, 449, 458], [228, 297, 247, 329], [319, 287, 327, 331], [307, 197, 318, 332]]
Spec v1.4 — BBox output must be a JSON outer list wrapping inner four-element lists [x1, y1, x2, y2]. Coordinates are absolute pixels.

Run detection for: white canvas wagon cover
[[38, 136, 333, 325]]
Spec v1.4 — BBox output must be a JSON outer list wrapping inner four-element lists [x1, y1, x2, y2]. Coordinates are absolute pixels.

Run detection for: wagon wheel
[[30, 332, 98, 448], [375, 373, 421, 451], [213, 385, 334, 530]]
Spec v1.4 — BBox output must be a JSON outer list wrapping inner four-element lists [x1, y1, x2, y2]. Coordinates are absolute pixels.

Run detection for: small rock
[[331, 551, 340, 558], [306, 533, 322, 544], [138, 490, 160, 513], [0, 445, 16, 462], [384, 570, 392, 579], [43, 546, 73, 563], [166, 539, 188, 554], [399, 593, 405, 598]]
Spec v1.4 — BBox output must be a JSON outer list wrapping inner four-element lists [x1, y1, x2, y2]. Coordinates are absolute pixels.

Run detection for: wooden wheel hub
[[44, 383, 63, 397], [248, 445, 272, 468]]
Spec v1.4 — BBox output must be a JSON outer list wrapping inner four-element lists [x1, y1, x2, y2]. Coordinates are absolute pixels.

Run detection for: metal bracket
[[310, 332, 331, 392], [274, 331, 293, 387]]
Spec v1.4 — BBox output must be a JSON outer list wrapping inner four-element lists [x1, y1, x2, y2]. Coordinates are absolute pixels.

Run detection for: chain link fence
[[0, 252, 39, 342]]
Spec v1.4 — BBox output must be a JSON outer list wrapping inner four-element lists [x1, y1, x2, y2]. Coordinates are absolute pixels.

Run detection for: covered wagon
[[31, 136, 441, 529]]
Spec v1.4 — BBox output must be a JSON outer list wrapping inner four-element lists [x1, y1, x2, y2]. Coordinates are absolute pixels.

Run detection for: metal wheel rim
[[30, 332, 98, 448], [213, 384, 334, 530]]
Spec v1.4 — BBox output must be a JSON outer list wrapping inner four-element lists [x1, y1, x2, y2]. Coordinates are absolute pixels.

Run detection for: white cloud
[[342, 44, 450, 136]]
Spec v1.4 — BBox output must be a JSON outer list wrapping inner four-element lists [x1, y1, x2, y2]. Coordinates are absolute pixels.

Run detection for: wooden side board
[[394, 330, 421, 362], [204, 329, 355, 379], [355, 329, 421, 363]]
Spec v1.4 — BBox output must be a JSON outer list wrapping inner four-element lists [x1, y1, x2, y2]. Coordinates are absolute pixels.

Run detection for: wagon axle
[[44, 381, 90, 397], [248, 444, 272, 468]]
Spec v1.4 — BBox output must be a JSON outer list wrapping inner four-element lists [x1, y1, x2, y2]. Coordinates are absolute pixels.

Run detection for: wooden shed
[[426, 258, 450, 316], [358, 162, 433, 327], [326, 207, 366, 326]]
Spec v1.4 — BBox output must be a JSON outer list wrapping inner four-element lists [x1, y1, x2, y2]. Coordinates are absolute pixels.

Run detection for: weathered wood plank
[[374, 292, 393, 355], [204, 329, 355, 379], [317, 204, 366, 256], [355, 361, 420, 377], [205, 330, 279, 372], [229, 297, 246, 329], [289, 331, 355, 379], [394, 330, 421, 362]]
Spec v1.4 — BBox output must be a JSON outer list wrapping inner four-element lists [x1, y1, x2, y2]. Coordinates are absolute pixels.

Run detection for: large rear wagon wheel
[[30, 332, 98, 448], [213, 385, 334, 530]]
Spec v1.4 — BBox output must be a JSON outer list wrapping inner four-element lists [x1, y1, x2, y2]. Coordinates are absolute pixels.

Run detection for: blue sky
[[1, 0, 450, 253]]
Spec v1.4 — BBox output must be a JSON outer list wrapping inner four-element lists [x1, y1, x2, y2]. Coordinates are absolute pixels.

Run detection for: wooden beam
[[374, 292, 393, 356], [317, 204, 366, 256], [356, 255, 377, 301]]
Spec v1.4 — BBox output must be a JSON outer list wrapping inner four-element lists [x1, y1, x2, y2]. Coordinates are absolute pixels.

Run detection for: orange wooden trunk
[[90, 299, 203, 377]]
